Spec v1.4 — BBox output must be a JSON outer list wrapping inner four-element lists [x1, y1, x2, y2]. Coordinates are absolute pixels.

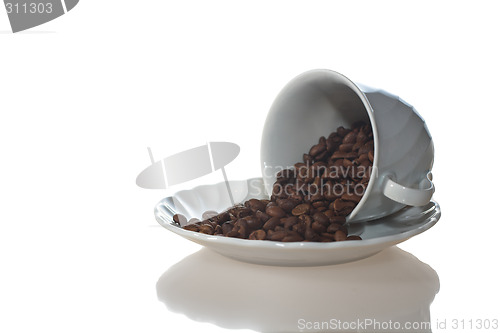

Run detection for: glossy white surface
[[261, 70, 435, 222], [1, 2, 500, 333], [155, 178, 440, 266]]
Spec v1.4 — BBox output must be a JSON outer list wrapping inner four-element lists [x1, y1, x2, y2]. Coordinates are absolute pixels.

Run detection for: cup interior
[[261, 70, 374, 196]]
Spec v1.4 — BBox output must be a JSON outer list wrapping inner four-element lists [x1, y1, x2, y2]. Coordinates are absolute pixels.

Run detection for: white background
[[1, 1, 499, 332]]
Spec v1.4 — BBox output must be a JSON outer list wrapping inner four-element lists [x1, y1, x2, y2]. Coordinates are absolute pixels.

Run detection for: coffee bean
[[245, 199, 266, 212], [304, 227, 319, 241], [292, 203, 311, 216], [266, 205, 286, 218], [368, 150, 374, 162], [276, 168, 295, 181], [339, 143, 354, 152], [336, 126, 350, 137], [234, 219, 249, 238], [321, 232, 335, 241], [226, 230, 240, 238], [303, 153, 314, 164], [309, 143, 326, 157], [333, 199, 356, 213], [358, 141, 374, 155], [255, 210, 271, 223], [334, 230, 347, 241], [221, 221, 234, 234], [326, 137, 340, 152], [263, 217, 281, 231], [282, 216, 299, 229], [276, 198, 298, 212], [199, 224, 214, 235], [249, 229, 267, 240], [312, 212, 329, 225], [282, 231, 304, 242], [268, 230, 288, 241], [356, 130, 368, 143], [342, 131, 357, 144], [327, 223, 342, 233], [183, 224, 199, 232], [329, 216, 346, 224], [341, 193, 362, 203], [311, 221, 327, 233], [244, 215, 263, 230]]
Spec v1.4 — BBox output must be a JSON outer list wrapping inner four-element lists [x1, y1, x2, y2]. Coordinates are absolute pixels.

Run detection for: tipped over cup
[[261, 69, 435, 222]]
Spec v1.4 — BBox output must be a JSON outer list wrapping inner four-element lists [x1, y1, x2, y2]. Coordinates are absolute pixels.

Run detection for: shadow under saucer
[[156, 246, 439, 332]]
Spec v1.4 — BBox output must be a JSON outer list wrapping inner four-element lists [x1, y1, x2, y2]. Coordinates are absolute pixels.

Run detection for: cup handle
[[382, 172, 435, 206]]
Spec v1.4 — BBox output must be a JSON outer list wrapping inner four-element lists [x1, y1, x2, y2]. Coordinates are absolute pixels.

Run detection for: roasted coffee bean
[[326, 137, 339, 152], [249, 229, 267, 240], [292, 221, 306, 234], [309, 143, 326, 157], [356, 130, 367, 143], [304, 227, 319, 241], [268, 230, 288, 241], [323, 209, 335, 218], [221, 221, 234, 234], [326, 223, 342, 233], [199, 224, 214, 235], [276, 168, 295, 181], [315, 150, 328, 161], [263, 217, 281, 231], [329, 215, 346, 224], [282, 216, 299, 229], [214, 225, 223, 235], [266, 205, 286, 218], [321, 232, 336, 241], [272, 183, 287, 198], [255, 210, 271, 223], [282, 231, 304, 242], [183, 224, 199, 232], [312, 212, 329, 225], [311, 221, 327, 233], [312, 200, 328, 208], [234, 219, 249, 238], [334, 230, 348, 241], [339, 143, 354, 152], [342, 131, 357, 144], [292, 203, 311, 216], [358, 141, 374, 155], [245, 198, 267, 212], [244, 215, 263, 230], [336, 126, 350, 137], [368, 150, 374, 162], [330, 151, 358, 160], [226, 230, 240, 238], [341, 193, 362, 203], [276, 198, 298, 212], [303, 153, 314, 164], [333, 199, 356, 213], [298, 214, 313, 227]]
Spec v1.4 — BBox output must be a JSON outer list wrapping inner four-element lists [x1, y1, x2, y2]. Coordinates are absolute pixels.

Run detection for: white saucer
[[154, 178, 440, 266]]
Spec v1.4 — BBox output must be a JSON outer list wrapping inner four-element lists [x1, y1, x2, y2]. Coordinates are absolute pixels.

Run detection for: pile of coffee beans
[[174, 122, 374, 242]]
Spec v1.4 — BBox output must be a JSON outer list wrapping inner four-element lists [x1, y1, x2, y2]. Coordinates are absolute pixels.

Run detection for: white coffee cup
[[261, 69, 435, 222]]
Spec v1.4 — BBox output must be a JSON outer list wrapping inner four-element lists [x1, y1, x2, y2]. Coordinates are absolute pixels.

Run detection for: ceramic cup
[[261, 69, 435, 222]]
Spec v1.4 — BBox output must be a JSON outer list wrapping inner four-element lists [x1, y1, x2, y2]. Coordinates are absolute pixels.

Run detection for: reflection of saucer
[[155, 178, 441, 266], [157, 247, 439, 333]]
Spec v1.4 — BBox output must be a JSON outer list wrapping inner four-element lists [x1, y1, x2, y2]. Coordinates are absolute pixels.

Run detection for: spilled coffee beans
[[174, 122, 374, 242]]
